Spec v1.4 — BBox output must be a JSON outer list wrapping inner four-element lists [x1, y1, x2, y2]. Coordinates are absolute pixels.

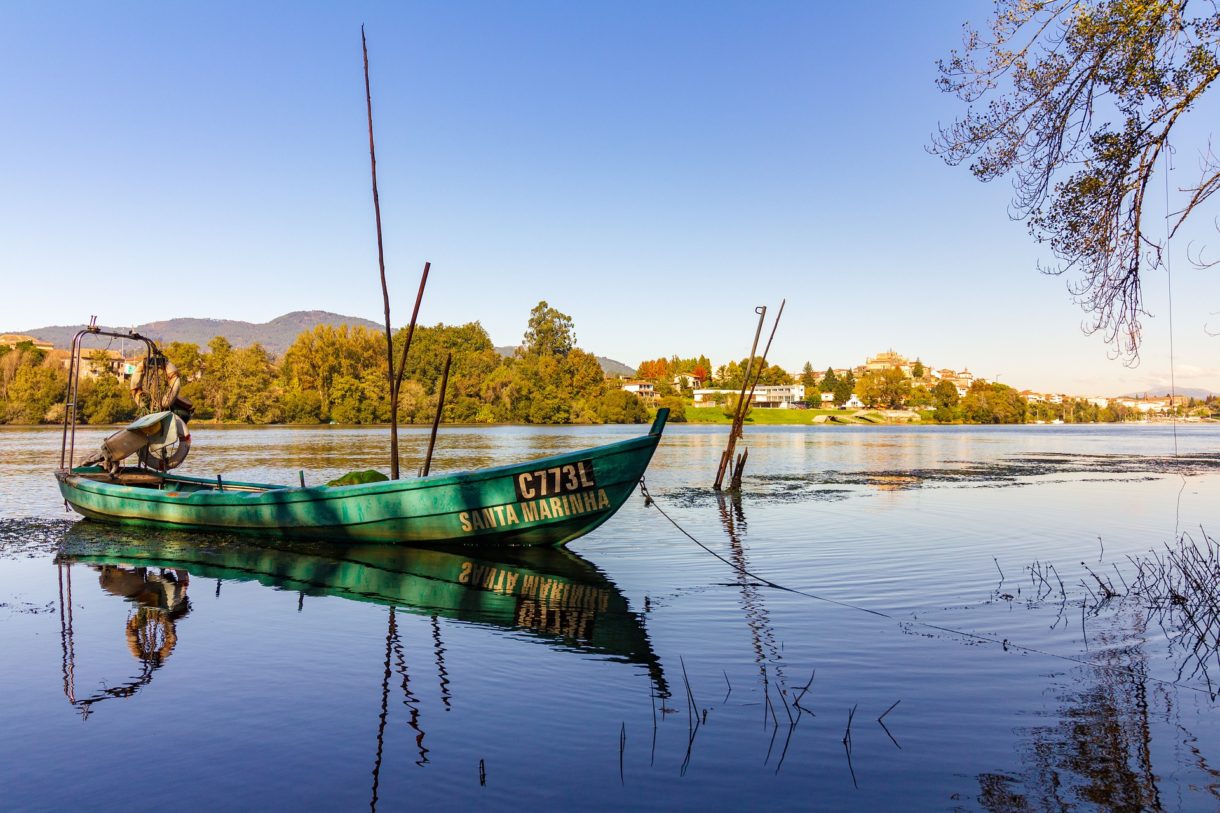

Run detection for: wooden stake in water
[[714, 306, 766, 490], [717, 300, 786, 490]]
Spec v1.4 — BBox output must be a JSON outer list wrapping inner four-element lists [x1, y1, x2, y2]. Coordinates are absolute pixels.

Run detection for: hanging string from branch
[[1163, 142, 1179, 458]]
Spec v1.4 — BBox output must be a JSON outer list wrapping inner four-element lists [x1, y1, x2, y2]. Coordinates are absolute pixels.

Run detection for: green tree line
[[1, 318, 1195, 427], [788, 356, 1142, 423], [0, 302, 654, 426]]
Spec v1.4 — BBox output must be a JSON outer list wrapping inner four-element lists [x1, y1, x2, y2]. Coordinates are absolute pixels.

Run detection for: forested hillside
[[0, 302, 652, 426]]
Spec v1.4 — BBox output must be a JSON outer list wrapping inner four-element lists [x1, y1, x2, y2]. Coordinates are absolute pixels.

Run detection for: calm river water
[[2, 423, 1219, 810]]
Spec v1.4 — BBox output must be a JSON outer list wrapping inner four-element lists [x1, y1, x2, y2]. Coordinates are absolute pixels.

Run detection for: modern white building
[[693, 385, 805, 409], [752, 384, 805, 408]]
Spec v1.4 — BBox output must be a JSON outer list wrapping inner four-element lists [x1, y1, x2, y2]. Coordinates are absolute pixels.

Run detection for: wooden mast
[[362, 26, 400, 479], [363, 27, 430, 479]]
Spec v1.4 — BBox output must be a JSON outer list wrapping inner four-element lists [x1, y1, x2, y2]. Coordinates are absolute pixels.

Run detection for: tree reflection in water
[[978, 613, 1220, 811], [718, 491, 786, 688]]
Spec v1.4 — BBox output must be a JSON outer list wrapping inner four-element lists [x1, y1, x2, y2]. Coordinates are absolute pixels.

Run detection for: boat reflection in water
[[54, 545, 194, 717], [55, 521, 668, 718]]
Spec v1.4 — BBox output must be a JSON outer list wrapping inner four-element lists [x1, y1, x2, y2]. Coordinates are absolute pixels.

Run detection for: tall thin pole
[[741, 299, 786, 424], [714, 306, 766, 490], [421, 353, 452, 477], [731, 307, 768, 441], [362, 26, 400, 480]]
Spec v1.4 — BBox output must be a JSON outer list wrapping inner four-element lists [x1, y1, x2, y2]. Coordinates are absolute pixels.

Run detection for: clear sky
[[3, 1, 1219, 396]]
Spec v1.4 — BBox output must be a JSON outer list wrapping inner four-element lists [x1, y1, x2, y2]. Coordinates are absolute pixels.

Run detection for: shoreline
[[8, 416, 1215, 430]]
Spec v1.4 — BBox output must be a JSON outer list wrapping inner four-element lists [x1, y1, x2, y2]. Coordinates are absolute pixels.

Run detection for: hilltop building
[[0, 334, 53, 353], [862, 350, 914, 377]]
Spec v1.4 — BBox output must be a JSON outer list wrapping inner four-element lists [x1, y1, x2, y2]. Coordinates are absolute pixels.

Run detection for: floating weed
[[1009, 529, 1220, 697], [713, 452, 1220, 502], [663, 485, 852, 508], [0, 518, 74, 559], [0, 600, 56, 615]]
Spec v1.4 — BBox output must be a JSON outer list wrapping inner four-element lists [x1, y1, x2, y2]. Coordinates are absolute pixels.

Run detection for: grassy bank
[[684, 406, 850, 424]]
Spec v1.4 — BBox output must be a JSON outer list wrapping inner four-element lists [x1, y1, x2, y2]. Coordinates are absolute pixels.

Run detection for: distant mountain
[[20, 311, 382, 358], [596, 356, 636, 378], [1120, 387, 1214, 400], [18, 313, 639, 374], [494, 345, 635, 378]]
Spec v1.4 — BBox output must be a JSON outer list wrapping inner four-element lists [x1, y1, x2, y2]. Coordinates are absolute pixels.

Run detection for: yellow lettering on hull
[[456, 488, 612, 534]]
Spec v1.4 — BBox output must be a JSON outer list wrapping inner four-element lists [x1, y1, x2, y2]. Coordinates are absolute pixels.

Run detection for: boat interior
[[72, 467, 277, 494]]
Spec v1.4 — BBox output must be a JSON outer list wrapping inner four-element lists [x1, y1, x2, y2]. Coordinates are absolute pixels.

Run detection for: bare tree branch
[[931, 0, 1220, 362]]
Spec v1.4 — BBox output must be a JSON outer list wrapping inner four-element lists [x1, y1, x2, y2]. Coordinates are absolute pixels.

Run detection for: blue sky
[[3, 1, 1219, 395]]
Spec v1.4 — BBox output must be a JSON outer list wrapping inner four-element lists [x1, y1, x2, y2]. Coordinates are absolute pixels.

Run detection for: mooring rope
[[638, 478, 1215, 698]]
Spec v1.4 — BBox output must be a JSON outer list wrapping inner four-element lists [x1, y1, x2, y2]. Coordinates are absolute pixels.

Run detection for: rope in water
[[637, 478, 1214, 698]]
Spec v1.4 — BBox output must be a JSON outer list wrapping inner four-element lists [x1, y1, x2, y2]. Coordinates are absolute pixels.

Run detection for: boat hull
[[56, 411, 667, 546]]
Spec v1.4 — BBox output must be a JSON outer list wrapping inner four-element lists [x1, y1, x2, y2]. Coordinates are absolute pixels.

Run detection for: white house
[[672, 373, 700, 389], [620, 381, 656, 400]]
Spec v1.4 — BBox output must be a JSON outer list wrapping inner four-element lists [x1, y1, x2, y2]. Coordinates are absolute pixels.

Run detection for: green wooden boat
[[57, 408, 667, 546], [56, 325, 668, 546]]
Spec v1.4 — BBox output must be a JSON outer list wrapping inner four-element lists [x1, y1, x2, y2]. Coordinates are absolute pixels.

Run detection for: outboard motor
[[83, 411, 192, 475]]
